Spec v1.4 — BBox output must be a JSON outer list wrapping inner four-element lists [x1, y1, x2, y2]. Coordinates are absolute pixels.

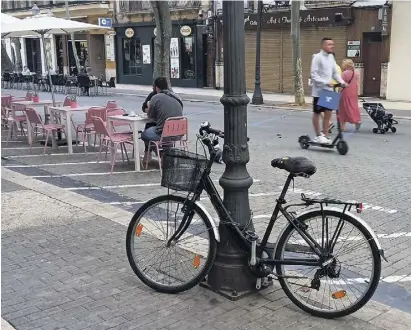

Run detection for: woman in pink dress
[[338, 59, 361, 131]]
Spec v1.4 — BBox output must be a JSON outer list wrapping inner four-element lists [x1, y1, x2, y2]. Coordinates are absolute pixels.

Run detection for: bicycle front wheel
[[126, 195, 217, 293], [275, 209, 381, 318]]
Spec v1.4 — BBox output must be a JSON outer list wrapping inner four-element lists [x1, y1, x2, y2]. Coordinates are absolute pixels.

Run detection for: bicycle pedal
[[245, 231, 258, 241]]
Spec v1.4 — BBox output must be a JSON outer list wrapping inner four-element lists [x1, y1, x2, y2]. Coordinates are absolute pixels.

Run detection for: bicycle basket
[[161, 148, 208, 192]]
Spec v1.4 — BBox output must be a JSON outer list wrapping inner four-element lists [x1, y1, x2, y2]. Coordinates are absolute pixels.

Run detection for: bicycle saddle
[[271, 157, 317, 176]]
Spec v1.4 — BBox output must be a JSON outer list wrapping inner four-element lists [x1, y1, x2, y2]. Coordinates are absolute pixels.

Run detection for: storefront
[[115, 21, 208, 88], [242, 8, 352, 94]]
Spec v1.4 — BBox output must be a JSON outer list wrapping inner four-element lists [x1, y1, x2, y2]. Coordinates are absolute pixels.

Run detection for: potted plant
[[32, 91, 39, 103], [70, 95, 77, 108]]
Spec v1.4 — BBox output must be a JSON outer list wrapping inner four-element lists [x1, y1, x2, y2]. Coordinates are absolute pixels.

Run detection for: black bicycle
[[126, 121, 385, 319]]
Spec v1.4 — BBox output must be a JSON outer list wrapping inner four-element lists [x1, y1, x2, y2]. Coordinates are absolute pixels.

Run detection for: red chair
[[92, 116, 133, 174], [145, 117, 189, 174], [25, 107, 65, 154], [63, 95, 71, 106], [75, 107, 107, 153], [3, 95, 27, 144], [106, 100, 118, 109], [106, 107, 132, 133]]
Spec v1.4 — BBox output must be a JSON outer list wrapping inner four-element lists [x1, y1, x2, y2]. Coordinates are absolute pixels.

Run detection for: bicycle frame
[[169, 136, 323, 268]]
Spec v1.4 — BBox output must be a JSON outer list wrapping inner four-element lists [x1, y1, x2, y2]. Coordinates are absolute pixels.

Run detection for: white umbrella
[[1, 13, 109, 106], [1, 13, 21, 25]]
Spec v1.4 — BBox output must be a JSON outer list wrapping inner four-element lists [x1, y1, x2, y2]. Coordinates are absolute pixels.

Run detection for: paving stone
[[2, 110, 411, 330]]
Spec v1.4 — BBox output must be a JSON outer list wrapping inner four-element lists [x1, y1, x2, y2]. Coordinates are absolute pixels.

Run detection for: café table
[[107, 114, 151, 172], [48, 105, 90, 153]]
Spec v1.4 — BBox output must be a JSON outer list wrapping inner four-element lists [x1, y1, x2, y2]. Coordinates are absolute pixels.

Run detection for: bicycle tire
[[275, 209, 381, 319], [126, 194, 217, 294]]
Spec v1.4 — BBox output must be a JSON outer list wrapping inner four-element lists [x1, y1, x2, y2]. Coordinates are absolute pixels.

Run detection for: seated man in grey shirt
[[142, 77, 183, 161]]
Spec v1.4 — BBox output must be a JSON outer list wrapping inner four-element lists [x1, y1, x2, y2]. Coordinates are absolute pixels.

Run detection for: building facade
[[215, 0, 392, 98], [386, 0, 410, 101], [114, 0, 213, 88], [2, 0, 114, 79]]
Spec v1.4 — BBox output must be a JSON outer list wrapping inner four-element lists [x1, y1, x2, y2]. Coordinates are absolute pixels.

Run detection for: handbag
[[317, 71, 355, 111]]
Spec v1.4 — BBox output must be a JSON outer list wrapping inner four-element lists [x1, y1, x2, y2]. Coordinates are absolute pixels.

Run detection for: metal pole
[[251, 0, 263, 105], [205, 0, 256, 300], [41, 34, 56, 108]]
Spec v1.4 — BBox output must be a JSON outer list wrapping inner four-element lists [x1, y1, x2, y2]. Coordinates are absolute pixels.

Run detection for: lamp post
[[205, 0, 256, 300], [251, 0, 263, 105]]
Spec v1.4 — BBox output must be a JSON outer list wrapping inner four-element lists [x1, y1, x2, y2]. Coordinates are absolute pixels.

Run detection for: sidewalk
[[2, 168, 411, 330], [114, 83, 411, 113]]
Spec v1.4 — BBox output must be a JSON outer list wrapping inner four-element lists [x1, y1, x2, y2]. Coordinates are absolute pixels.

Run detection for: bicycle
[[126, 121, 386, 319]]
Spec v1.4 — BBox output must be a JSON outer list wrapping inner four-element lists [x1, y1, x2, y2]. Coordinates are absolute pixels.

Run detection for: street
[[2, 90, 411, 329]]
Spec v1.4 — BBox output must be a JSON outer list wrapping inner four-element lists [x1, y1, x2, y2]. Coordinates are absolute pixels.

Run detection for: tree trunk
[[11, 38, 22, 71], [65, 0, 81, 73], [1, 41, 15, 73], [291, 1, 305, 106], [151, 1, 172, 89]]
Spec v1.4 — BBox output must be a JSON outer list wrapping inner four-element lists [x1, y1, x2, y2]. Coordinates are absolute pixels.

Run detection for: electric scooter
[[298, 85, 349, 155]]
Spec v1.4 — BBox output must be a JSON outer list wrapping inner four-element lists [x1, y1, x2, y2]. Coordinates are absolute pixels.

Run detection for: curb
[[1, 318, 16, 330], [111, 90, 411, 120]]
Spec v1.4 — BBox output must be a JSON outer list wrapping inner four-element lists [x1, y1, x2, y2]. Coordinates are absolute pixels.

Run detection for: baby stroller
[[362, 102, 398, 134]]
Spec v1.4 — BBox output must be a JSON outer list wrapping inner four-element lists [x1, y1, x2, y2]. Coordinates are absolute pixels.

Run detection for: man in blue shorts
[[310, 37, 346, 144]]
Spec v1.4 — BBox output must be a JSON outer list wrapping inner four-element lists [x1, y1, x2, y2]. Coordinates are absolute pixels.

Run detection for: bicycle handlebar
[[199, 121, 249, 141]]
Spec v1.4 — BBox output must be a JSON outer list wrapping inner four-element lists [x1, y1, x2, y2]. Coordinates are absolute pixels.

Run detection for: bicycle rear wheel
[[126, 195, 217, 293], [275, 209, 381, 318]]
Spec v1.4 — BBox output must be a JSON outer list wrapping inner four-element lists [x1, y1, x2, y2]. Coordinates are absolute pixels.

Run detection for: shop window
[[181, 37, 195, 79], [123, 38, 142, 76]]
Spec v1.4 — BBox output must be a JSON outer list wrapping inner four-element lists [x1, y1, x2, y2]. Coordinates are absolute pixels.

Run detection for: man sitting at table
[[142, 76, 183, 163]]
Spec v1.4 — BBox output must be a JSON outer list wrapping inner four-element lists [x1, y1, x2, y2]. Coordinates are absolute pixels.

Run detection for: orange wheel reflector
[[332, 290, 347, 299], [193, 255, 201, 269], [136, 224, 143, 237]]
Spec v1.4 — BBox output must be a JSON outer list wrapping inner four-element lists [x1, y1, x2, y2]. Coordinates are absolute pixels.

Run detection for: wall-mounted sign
[[170, 37, 180, 78], [244, 8, 352, 29], [98, 17, 112, 28], [180, 25, 192, 36], [381, 5, 389, 36], [106, 30, 116, 36], [125, 28, 134, 38], [142, 45, 151, 64], [105, 34, 115, 61], [347, 40, 360, 58]]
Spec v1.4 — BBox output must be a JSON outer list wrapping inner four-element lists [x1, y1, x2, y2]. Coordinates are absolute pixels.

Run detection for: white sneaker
[[313, 135, 331, 144]]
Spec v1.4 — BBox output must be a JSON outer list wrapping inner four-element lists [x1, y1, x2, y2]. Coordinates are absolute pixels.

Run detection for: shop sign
[[180, 25, 192, 36], [347, 41, 360, 58], [244, 8, 351, 29], [125, 28, 134, 38], [98, 17, 112, 28]]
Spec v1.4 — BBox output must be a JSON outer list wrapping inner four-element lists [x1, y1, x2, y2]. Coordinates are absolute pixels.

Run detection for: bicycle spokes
[[278, 215, 377, 313]]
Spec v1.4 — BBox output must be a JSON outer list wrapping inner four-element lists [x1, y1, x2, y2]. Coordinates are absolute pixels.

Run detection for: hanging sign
[[347, 41, 360, 58], [125, 28, 134, 38], [180, 25, 192, 36], [154, 28, 157, 36]]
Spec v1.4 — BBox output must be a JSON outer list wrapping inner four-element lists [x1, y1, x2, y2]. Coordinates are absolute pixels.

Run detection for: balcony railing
[[119, 0, 202, 13]]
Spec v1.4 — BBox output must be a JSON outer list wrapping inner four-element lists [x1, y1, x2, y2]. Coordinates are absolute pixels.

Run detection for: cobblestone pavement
[[2, 172, 411, 330], [2, 89, 411, 328]]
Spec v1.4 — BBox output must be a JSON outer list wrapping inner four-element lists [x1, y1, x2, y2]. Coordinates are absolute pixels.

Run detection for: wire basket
[[161, 148, 209, 192]]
